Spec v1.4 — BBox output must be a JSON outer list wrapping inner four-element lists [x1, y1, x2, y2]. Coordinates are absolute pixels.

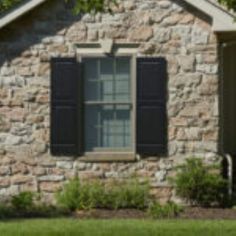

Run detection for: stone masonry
[[0, 0, 221, 203]]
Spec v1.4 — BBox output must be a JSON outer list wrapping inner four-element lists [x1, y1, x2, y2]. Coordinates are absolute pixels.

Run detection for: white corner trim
[[185, 0, 236, 32], [0, 0, 47, 29]]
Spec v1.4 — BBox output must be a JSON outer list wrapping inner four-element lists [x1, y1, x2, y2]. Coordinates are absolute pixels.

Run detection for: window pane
[[85, 105, 132, 151], [100, 58, 114, 81], [102, 80, 113, 102], [84, 57, 132, 152], [84, 59, 99, 101], [84, 57, 131, 102], [115, 58, 131, 102]]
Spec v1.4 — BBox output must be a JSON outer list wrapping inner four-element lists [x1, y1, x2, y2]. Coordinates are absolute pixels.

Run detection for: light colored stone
[[0, 167, 10, 176], [153, 28, 171, 43], [0, 178, 10, 187], [39, 182, 62, 192], [5, 135, 22, 146], [177, 55, 195, 72], [129, 26, 153, 41], [56, 161, 73, 169], [158, 0, 171, 9], [155, 170, 167, 182], [38, 175, 65, 182], [11, 175, 34, 185]]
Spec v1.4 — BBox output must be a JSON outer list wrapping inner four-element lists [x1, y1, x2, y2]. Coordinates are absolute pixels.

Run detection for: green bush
[[0, 192, 69, 219], [55, 177, 81, 211], [0, 204, 14, 219], [170, 158, 228, 207], [11, 191, 34, 211], [148, 201, 183, 219], [0, 0, 23, 14], [56, 178, 151, 211]]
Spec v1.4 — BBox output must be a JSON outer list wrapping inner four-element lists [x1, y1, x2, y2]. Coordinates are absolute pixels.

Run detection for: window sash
[[83, 57, 133, 152]]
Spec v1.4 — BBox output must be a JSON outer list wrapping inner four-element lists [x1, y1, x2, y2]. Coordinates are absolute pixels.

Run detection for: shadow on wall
[[173, 0, 212, 25], [0, 0, 214, 69], [0, 0, 82, 68]]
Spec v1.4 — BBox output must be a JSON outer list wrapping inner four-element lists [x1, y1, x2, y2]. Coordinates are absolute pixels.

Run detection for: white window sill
[[79, 153, 137, 162]]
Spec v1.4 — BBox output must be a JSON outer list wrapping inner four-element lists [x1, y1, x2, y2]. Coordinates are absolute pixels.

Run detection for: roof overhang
[[0, 0, 47, 30], [0, 0, 235, 32], [185, 0, 236, 32]]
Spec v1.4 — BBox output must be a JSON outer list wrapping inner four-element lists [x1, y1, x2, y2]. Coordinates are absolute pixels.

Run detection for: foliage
[[0, 0, 22, 14], [65, 0, 117, 14], [56, 177, 151, 211], [170, 158, 228, 207], [55, 177, 81, 211], [219, 0, 236, 11], [0, 204, 14, 219], [148, 201, 183, 219], [0, 0, 118, 14], [0, 191, 69, 219], [11, 191, 34, 211]]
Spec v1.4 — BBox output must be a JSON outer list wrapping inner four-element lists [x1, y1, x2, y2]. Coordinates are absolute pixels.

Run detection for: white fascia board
[[0, 0, 236, 32], [0, 0, 47, 29], [185, 0, 236, 32]]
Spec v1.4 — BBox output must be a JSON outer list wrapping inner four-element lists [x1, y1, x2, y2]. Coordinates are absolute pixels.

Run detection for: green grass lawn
[[0, 219, 236, 236]]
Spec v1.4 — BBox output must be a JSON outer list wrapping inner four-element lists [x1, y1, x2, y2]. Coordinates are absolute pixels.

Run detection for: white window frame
[[76, 43, 139, 158]]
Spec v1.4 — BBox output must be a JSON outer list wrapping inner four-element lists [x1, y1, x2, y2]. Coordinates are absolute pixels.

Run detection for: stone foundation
[[0, 0, 221, 202]]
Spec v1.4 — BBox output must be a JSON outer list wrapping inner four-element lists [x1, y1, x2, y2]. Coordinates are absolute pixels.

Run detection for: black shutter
[[51, 58, 81, 156], [136, 58, 167, 156]]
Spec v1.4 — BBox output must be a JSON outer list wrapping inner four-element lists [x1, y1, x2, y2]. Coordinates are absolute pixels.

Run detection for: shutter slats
[[51, 58, 79, 156], [136, 58, 167, 156]]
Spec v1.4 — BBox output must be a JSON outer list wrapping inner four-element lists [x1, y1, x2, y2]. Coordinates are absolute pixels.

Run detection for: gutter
[[220, 42, 235, 198]]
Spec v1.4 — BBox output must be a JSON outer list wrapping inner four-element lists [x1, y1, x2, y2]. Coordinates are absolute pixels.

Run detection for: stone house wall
[[0, 0, 220, 203]]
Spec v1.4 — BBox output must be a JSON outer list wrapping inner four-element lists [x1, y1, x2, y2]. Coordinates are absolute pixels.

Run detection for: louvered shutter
[[136, 58, 167, 156], [51, 58, 82, 156]]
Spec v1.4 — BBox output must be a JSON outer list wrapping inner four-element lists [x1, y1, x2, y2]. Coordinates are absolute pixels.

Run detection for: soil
[[180, 207, 236, 220], [74, 208, 236, 220]]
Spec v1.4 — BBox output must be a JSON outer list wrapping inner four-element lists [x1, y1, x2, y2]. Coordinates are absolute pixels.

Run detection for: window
[[83, 57, 133, 152], [51, 56, 167, 158]]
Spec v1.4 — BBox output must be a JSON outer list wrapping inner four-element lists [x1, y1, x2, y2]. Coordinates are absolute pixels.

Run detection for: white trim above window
[[75, 42, 140, 56]]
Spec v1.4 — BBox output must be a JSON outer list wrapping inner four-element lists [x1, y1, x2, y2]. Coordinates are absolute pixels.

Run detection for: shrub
[[11, 191, 34, 211], [0, 204, 14, 219], [56, 177, 81, 211], [56, 178, 151, 211], [170, 158, 228, 207], [113, 179, 150, 210], [148, 201, 183, 219]]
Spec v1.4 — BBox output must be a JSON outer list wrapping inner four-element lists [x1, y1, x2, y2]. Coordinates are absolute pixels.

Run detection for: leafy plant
[[0, 0, 118, 15], [65, 0, 118, 14], [219, 0, 236, 11], [56, 177, 81, 211], [11, 191, 34, 211], [148, 201, 183, 219], [0, 0, 23, 14], [170, 158, 228, 207], [0, 204, 14, 219], [56, 177, 151, 211]]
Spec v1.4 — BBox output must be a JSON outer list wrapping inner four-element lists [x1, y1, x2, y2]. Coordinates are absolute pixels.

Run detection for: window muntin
[[84, 57, 132, 152]]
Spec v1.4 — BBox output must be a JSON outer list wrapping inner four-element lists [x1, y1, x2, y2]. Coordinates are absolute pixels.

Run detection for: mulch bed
[[74, 208, 236, 220], [180, 207, 236, 220]]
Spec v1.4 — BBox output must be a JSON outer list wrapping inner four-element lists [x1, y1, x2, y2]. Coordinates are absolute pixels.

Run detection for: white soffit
[[0, 0, 47, 30]]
